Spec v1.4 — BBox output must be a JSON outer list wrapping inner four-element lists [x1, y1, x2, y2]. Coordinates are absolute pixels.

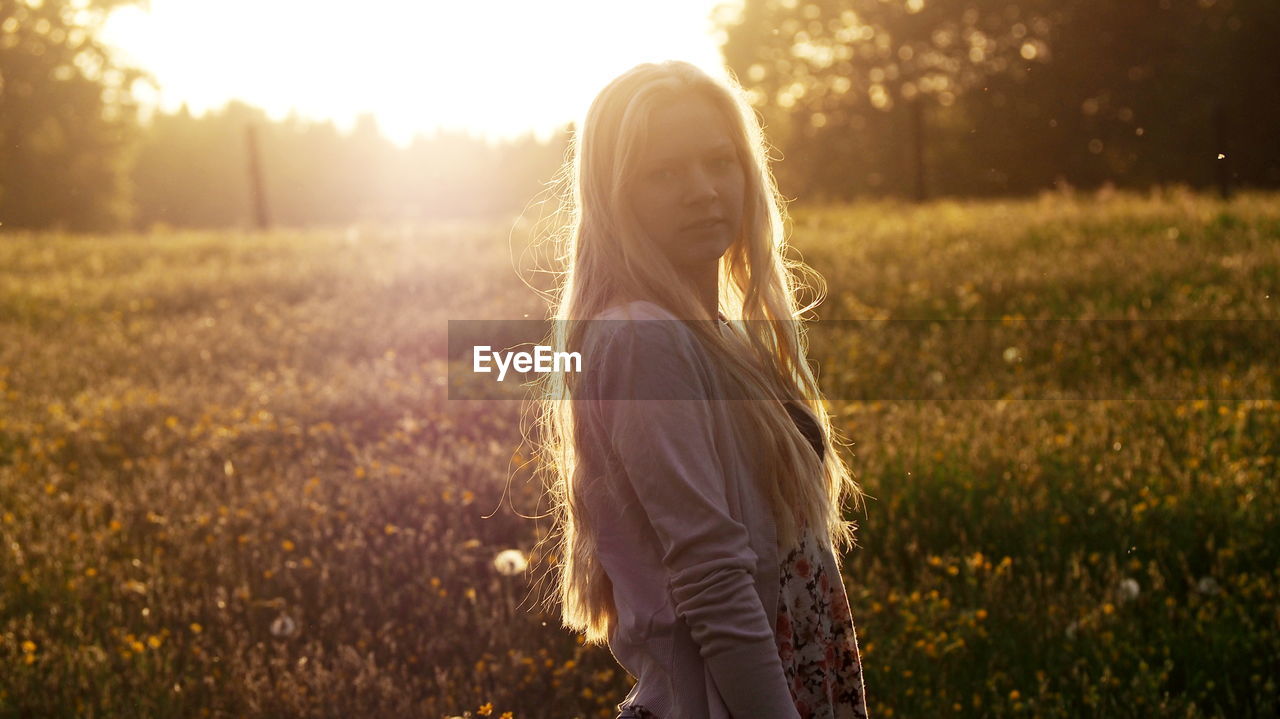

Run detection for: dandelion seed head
[[493, 549, 528, 576], [270, 613, 298, 638], [1119, 577, 1140, 601], [1197, 576, 1221, 595]]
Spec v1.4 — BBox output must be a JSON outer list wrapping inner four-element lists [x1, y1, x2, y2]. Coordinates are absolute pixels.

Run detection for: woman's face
[[627, 93, 746, 272]]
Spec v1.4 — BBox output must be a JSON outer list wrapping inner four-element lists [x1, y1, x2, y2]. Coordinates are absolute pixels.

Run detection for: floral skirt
[[775, 527, 870, 719]]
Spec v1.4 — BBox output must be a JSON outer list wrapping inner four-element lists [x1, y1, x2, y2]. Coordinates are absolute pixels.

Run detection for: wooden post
[[245, 124, 271, 230], [911, 98, 928, 203]]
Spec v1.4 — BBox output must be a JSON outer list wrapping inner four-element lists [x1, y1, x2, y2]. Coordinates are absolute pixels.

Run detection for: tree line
[[131, 102, 568, 229], [2, 0, 1277, 232], [719, 0, 1279, 201]]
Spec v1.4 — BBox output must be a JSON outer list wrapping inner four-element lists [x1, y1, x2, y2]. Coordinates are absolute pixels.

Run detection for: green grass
[[1, 187, 1277, 717]]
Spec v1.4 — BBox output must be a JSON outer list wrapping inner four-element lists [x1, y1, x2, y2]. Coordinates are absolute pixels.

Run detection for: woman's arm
[[586, 318, 800, 719]]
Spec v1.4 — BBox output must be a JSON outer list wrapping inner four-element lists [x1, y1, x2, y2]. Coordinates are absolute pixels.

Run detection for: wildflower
[[493, 549, 528, 576], [478, 702, 494, 716], [1118, 577, 1140, 602], [270, 613, 298, 638], [1197, 576, 1221, 595]]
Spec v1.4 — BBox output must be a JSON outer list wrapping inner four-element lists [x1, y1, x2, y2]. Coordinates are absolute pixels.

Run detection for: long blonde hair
[[530, 60, 865, 645]]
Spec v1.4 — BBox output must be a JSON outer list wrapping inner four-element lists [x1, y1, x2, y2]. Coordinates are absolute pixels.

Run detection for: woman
[[535, 60, 870, 719]]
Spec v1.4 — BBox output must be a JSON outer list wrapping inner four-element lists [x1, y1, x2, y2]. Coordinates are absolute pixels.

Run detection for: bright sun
[[100, 0, 737, 147]]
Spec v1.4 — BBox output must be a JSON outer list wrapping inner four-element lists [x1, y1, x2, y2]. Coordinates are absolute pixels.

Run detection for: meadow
[[0, 187, 1277, 718]]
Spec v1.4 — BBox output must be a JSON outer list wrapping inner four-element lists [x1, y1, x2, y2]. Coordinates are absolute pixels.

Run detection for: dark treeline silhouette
[[3, 0, 1279, 231], [131, 102, 569, 229], [719, 0, 1280, 201], [0, 0, 147, 231]]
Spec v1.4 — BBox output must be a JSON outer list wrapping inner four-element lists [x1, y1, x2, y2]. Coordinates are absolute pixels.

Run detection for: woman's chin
[[690, 234, 735, 261]]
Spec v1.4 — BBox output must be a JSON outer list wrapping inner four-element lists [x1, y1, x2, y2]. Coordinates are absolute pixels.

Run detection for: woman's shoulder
[[585, 300, 692, 352], [579, 301, 714, 400], [590, 299, 677, 322]]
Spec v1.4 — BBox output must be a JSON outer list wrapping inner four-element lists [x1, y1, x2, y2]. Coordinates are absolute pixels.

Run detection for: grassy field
[[1, 187, 1277, 717]]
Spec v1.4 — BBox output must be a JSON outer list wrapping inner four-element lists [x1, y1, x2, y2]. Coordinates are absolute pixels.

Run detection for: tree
[[719, 0, 1280, 199], [0, 0, 150, 231], [719, 0, 1053, 200]]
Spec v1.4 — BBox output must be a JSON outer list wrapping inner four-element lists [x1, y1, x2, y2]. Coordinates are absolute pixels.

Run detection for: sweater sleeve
[[585, 318, 800, 719]]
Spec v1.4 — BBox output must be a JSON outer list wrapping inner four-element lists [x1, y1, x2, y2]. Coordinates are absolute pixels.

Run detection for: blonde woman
[[536, 60, 870, 719]]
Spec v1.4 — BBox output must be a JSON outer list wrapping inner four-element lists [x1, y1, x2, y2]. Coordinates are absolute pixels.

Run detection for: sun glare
[[99, 0, 736, 147]]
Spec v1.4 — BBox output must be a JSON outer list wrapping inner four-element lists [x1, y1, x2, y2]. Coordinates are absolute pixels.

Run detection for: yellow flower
[[281, 539, 295, 552], [190, 623, 203, 634], [477, 702, 493, 716], [147, 635, 162, 649], [1009, 689, 1021, 701], [21, 641, 36, 654]]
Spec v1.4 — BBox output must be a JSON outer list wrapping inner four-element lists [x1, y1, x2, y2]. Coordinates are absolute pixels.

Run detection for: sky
[[99, 0, 739, 147]]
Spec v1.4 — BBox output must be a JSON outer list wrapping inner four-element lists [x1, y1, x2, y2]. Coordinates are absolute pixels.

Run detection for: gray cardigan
[[577, 300, 802, 719]]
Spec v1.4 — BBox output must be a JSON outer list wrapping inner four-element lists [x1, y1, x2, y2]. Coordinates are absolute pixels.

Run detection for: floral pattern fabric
[[775, 525, 870, 718]]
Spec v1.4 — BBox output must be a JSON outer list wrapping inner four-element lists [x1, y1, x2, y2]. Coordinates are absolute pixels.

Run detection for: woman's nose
[[683, 164, 718, 205]]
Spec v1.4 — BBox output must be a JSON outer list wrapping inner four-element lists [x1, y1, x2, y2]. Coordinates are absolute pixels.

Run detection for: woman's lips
[[683, 217, 726, 231]]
